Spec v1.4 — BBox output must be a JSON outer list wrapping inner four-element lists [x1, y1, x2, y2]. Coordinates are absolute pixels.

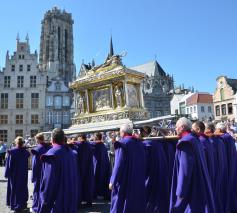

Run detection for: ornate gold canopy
[[69, 55, 149, 131]]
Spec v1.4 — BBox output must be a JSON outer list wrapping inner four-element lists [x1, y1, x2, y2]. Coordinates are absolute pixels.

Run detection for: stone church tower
[[39, 7, 75, 84]]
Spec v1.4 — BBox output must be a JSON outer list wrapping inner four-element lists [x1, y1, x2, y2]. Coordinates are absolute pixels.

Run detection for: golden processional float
[[67, 53, 150, 134]]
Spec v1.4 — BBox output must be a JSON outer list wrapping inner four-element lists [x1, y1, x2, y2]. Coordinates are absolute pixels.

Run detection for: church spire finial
[[26, 33, 29, 43], [16, 33, 20, 43], [109, 35, 114, 57]]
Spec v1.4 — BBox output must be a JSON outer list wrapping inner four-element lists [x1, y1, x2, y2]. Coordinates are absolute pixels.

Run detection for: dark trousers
[[0, 152, 6, 166]]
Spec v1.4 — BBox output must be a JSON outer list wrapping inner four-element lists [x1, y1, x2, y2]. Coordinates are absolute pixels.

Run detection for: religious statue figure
[[115, 86, 122, 108], [77, 95, 85, 114]]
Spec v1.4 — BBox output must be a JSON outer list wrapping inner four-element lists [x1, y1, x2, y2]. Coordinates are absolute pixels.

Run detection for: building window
[[11, 64, 15, 71], [16, 115, 23, 124], [63, 96, 70, 106], [31, 93, 39, 108], [0, 130, 7, 142], [1, 93, 8, 109], [187, 108, 189, 114], [221, 104, 226, 115], [63, 111, 70, 124], [30, 129, 38, 138], [54, 96, 62, 109], [17, 76, 24, 88], [201, 106, 205, 112], [208, 106, 212, 113], [27, 65, 31, 71], [0, 115, 8, 124], [215, 105, 220, 116], [15, 129, 23, 138], [194, 106, 196, 113], [19, 64, 23, 72], [31, 114, 39, 124], [190, 107, 193, 113], [16, 93, 24, 108], [46, 111, 53, 124], [46, 96, 53, 106], [54, 111, 61, 124], [4, 76, 11, 88], [30, 76, 36, 87], [228, 103, 233, 114], [22, 55, 25, 59]]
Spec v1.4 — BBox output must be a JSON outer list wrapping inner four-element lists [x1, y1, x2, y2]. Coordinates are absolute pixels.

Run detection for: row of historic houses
[[170, 76, 237, 122]]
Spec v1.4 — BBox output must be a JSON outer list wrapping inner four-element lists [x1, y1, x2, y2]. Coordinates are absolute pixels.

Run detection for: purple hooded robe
[[5, 147, 30, 211], [169, 132, 215, 213], [38, 144, 78, 213], [31, 143, 51, 212], [110, 136, 146, 213]]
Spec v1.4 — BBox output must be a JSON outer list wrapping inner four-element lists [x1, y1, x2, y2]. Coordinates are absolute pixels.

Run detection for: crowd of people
[[3, 117, 237, 213]]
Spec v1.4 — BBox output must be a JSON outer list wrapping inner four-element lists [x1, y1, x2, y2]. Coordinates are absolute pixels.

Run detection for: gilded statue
[[115, 86, 122, 108], [77, 95, 85, 114]]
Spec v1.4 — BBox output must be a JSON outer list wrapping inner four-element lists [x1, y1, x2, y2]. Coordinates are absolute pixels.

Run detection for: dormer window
[[55, 82, 61, 91]]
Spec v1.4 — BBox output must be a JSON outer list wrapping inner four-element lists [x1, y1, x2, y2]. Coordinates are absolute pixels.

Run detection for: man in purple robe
[[91, 132, 110, 200], [75, 133, 94, 207], [141, 126, 169, 213], [215, 122, 237, 212], [38, 128, 78, 213], [192, 121, 215, 187], [170, 117, 215, 213], [110, 123, 146, 213], [205, 122, 228, 213], [5, 136, 30, 211], [31, 133, 51, 213]]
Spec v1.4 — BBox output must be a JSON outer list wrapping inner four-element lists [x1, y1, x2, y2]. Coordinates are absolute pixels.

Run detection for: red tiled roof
[[186, 93, 213, 105]]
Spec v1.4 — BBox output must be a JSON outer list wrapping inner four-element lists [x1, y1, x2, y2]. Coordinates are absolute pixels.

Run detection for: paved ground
[[0, 167, 110, 213]]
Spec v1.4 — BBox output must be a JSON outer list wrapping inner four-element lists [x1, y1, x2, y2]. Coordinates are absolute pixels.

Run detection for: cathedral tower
[[39, 7, 75, 84]]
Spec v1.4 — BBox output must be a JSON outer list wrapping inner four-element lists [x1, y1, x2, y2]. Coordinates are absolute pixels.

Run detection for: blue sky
[[0, 0, 237, 93]]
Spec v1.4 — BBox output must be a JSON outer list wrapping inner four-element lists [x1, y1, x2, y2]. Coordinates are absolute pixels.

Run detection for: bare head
[[52, 128, 65, 145], [77, 133, 87, 142], [192, 121, 205, 135], [175, 117, 192, 136], [205, 122, 215, 134], [94, 132, 103, 141], [15, 136, 24, 147], [120, 123, 133, 138], [215, 122, 227, 134], [35, 133, 45, 144]]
